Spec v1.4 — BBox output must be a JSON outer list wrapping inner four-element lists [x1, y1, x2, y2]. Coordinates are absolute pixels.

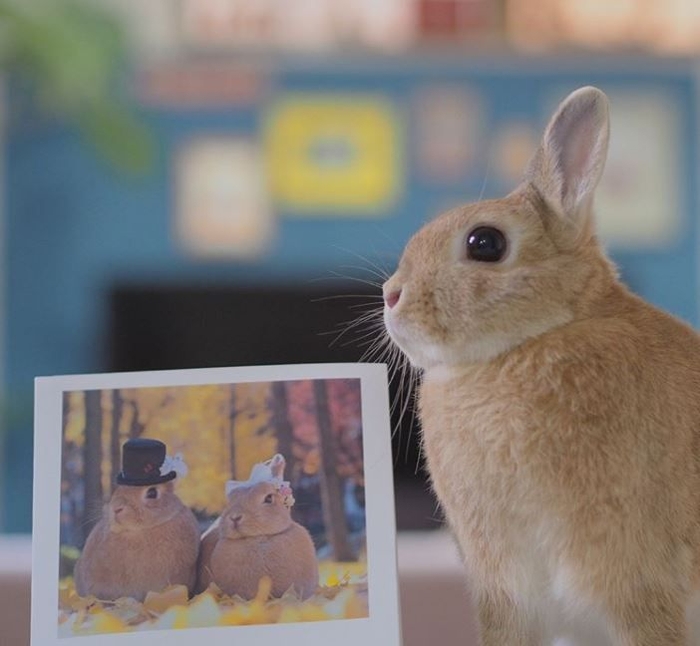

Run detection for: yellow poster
[[265, 95, 402, 214]]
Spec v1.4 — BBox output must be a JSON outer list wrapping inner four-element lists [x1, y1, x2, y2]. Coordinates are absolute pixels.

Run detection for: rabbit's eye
[[263, 493, 274, 504], [466, 226, 507, 262], [145, 487, 158, 500]]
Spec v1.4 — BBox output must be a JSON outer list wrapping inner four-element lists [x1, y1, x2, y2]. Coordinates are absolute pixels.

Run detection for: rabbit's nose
[[384, 289, 401, 309], [230, 515, 243, 526]]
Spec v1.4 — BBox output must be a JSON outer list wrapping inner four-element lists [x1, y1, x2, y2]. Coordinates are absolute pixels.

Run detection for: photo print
[[33, 364, 400, 646]]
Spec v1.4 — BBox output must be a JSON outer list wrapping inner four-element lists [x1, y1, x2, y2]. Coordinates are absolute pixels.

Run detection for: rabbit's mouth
[[223, 514, 247, 538], [384, 308, 418, 358], [109, 516, 136, 533]]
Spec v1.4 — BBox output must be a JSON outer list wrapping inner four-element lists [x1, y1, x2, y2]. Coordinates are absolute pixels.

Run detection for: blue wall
[[3, 56, 698, 531]]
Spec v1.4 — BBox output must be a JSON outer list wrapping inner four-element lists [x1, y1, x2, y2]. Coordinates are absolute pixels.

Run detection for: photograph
[[33, 364, 400, 646]]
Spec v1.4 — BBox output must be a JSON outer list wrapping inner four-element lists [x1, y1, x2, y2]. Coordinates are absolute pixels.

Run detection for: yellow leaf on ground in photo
[[58, 586, 78, 610], [318, 560, 367, 587], [91, 610, 129, 633], [277, 605, 303, 624], [220, 600, 270, 626], [143, 585, 189, 614], [87, 601, 107, 615], [218, 607, 244, 626], [300, 604, 330, 622], [255, 575, 273, 601], [70, 594, 98, 613]]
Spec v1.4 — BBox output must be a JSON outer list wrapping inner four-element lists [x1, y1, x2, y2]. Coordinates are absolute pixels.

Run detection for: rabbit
[[74, 481, 201, 602], [197, 454, 319, 600], [382, 85, 700, 645]]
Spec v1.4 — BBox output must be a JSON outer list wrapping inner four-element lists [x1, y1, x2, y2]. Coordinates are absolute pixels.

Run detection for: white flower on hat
[[160, 453, 188, 478], [225, 454, 295, 507]]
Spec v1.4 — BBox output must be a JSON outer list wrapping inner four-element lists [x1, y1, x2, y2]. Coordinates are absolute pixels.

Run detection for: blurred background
[[2, 0, 700, 537]]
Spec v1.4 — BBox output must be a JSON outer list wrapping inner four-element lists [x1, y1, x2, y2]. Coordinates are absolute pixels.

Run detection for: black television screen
[[107, 281, 441, 531]]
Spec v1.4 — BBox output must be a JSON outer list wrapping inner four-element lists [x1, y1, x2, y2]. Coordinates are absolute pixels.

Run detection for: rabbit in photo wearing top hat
[[74, 438, 200, 602], [382, 86, 700, 644], [197, 454, 319, 600]]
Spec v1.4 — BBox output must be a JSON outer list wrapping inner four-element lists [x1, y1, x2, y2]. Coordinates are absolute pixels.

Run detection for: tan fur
[[383, 86, 700, 645], [197, 482, 318, 600], [74, 481, 200, 602]]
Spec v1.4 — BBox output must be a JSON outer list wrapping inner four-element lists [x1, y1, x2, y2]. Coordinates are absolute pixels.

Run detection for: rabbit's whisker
[[329, 245, 394, 280], [310, 294, 384, 302]]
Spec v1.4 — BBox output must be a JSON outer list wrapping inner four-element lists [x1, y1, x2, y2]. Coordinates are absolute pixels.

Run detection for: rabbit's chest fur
[[211, 523, 317, 599], [79, 507, 200, 601], [420, 361, 558, 590], [419, 312, 700, 641]]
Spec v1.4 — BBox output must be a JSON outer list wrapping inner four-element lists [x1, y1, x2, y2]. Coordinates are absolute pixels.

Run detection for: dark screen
[[107, 282, 441, 531]]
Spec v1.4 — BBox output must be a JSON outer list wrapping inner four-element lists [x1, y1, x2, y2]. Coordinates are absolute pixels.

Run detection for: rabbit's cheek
[[385, 316, 448, 369], [111, 508, 137, 531], [385, 292, 436, 354], [383, 306, 402, 342], [384, 307, 420, 359]]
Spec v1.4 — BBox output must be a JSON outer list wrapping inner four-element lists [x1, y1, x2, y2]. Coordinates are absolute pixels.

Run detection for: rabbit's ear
[[524, 86, 609, 230], [269, 454, 286, 478]]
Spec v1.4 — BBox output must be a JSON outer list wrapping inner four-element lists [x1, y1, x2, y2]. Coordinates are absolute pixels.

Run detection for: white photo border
[[32, 363, 401, 646]]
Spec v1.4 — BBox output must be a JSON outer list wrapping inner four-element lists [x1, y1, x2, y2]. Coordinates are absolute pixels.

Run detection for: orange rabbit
[[383, 87, 700, 645], [74, 438, 200, 602], [198, 454, 319, 600]]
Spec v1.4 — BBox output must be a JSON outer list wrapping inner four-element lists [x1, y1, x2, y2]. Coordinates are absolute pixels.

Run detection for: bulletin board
[[3, 55, 699, 531]]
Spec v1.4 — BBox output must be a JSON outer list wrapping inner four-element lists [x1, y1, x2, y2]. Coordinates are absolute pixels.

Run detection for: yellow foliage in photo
[[58, 559, 368, 636]]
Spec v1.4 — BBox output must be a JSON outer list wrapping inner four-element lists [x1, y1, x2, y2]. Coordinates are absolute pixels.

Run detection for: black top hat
[[116, 438, 177, 486]]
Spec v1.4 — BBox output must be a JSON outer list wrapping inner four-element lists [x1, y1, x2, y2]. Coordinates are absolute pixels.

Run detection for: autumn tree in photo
[[314, 380, 354, 561], [59, 378, 366, 561], [81, 390, 103, 541], [285, 379, 365, 561]]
